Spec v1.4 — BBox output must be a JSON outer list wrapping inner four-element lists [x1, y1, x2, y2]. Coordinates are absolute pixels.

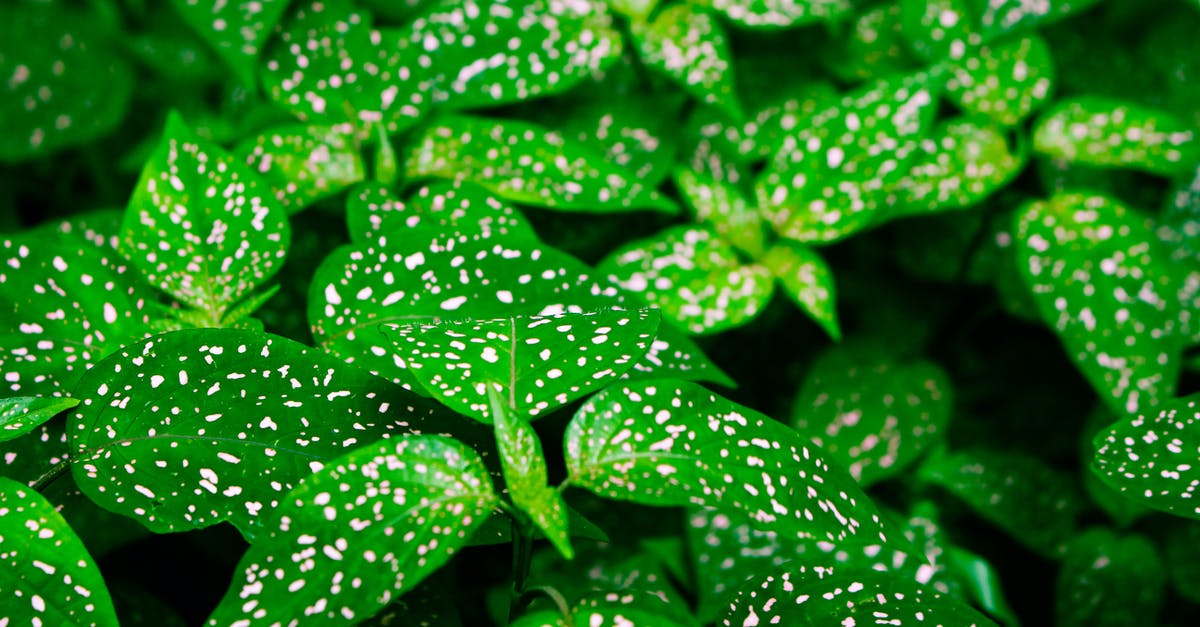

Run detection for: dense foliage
[[2, 0, 1199, 625]]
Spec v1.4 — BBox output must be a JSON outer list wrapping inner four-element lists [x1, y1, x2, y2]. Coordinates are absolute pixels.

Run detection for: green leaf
[[402, 0, 622, 111], [0, 477, 119, 626], [631, 4, 742, 120], [384, 310, 658, 423], [121, 112, 291, 323], [0, 3, 133, 161], [891, 118, 1024, 217], [673, 167, 765, 259], [597, 226, 775, 334], [565, 381, 890, 545], [1163, 519, 1200, 604], [169, 0, 290, 87], [760, 241, 841, 340], [1055, 528, 1165, 627], [756, 70, 940, 243], [700, 0, 855, 29], [899, 0, 978, 63], [1, 214, 157, 396], [791, 342, 952, 485], [975, 0, 1102, 40], [919, 448, 1086, 557], [405, 115, 676, 213], [512, 592, 694, 627], [720, 570, 996, 626], [235, 123, 366, 215], [1015, 193, 1183, 417], [945, 546, 1019, 626], [0, 422, 69, 488], [822, 2, 919, 83], [1157, 163, 1200, 344], [207, 435, 498, 626], [68, 328, 467, 538], [1080, 407, 1150, 527], [608, 0, 659, 21], [945, 34, 1055, 127], [1032, 97, 1198, 176], [346, 180, 538, 248], [0, 397, 78, 443]]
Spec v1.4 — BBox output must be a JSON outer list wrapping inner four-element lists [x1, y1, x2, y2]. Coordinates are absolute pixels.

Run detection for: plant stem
[[32, 457, 72, 493], [519, 586, 574, 627], [508, 516, 536, 622]]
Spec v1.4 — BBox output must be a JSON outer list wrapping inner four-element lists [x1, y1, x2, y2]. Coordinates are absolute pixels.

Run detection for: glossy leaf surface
[[346, 181, 537, 248], [674, 167, 765, 258], [632, 4, 741, 119], [1033, 98, 1198, 176], [892, 119, 1024, 216], [760, 242, 841, 340], [945, 35, 1055, 127], [702, 0, 854, 28], [0, 397, 78, 444], [170, 0, 289, 86], [236, 124, 365, 215]]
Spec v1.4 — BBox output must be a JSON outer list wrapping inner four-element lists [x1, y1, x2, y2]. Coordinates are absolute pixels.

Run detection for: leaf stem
[[519, 586, 574, 627], [32, 457, 72, 493], [508, 516, 536, 622]]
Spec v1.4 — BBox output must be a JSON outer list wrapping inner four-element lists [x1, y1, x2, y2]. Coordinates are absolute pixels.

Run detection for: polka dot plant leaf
[[0, 397, 78, 444], [1156, 163, 1200, 344], [345, 180, 539, 248], [169, 0, 291, 88], [205, 435, 498, 626], [759, 241, 841, 341], [510, 592, 694, 627], [974, 0, 1102, 41], [945, 34, 1055, 128], [1032, 97, 1199, 176], [891, 118, 1025, 217], [674, 167, 766, 259], [1055, 528, 1166, 627], [0, 476, 119, 627], [235, 123, 366, 216], [899, 0, 978, 63], [631, 4, 743, 120], [700, 0, 855, 29]]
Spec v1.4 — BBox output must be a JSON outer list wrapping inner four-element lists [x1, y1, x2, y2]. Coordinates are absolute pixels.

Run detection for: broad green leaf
[[899, 0, 978, 62], [0, 397, 78, 443], [822, 2, 918, 82], [919, 448, 1085, 557], [1092, 394, 1200, 519], [632, 4, 742, 120], [0, 3, 133, 161], [945, 546, 1019, 626], [791, 343, 952, 485], [1056, 528, 1165, 627], [405, 115, 676, 213], [512, 592, 694, 627], [975, 0, 1102, 40], [756, 70, 940, 243], [565, 381, 890, 545], [597, 226, 775, 334], [236, 123, 366, 215], [1163, 519, 1200, 604], [701, 0, 855, 28], [945, 34, 1055, 127], [207, 435, 498, 626], [383, 310, 658, 422], [1015, 193, 1183, 417], [1157, 164, 1200, 344], [402, 0, 622, 111], [0, 477, 119, 626], [721, 570, 995, 626], [1080, 407, 1150, 527], [169, 0, 290, 86], [346, 180, 538, 247], [891, 119, 1024, 217], [674, 168, 765, 258], [0, 422, 68, 487], [121, 112, 291, 323], [68, 328, 468, 538], [527, 540, 690, 614], [760, 242, 841, 340], [1032, 97, 1198, 176], [1, 214, 157, 396]]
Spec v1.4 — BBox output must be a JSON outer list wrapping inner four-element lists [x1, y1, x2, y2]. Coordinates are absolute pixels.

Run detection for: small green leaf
[[945, 35, 1055, 127], [68, 328, 467, 537], [0, 397, 79, 443], [0, 422, 69, 488], [891, 118, 1024, 217], [919, 448, 1086, 557], [673, 167, 765, 258], [607, 0, 659, 21], [700, 0, 855, 29], [346, 181, 538, 247], [384, 310, 658, 422], [760, 241, 841, 340], [373, 124, 398, 186], [823, 2, 918, 83], [0, 3, 133, 161], [1056, 528, 1165, 627], [597, 226, 775, 334], [792, 342, 952, 485], [169, 0, 289, 86], [0, 477, 120, 626], [236, 123, 366, 215], [1015, 193, 1183, 417], [405, 115, 676, 213], [207, 435, 498, 626], [121, 112, 291, 323], [565, 381, 890, 545], [976, 0, 1102, 40], [1033, 97, 1198, 176], [945, 546, 1020, 626], [631, 4, 742, 120], [1163, 519, 1200, 604], [721, 570, 996, 626], [899, 0, 977, 63]]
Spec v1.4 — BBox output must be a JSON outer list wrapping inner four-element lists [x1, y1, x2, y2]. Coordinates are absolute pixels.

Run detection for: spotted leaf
[[1056, 528, 1165, 627], [401, 0, 622, 111], [1157, 164, 1200, 344], [1033, 97, 1198, 176], [700, 0, 854, 28], [721, 570, 995, 626], [791, 343, 952, 485], [511, 592, 693, 627], [384, 310, 658, 423], [169, 0, 290, 87], [899, 0, 977, 63], [1015, 193, 1183, 417], [945, 34, 1055, 127], [405, 115, 676, 213], [346, 181, 537, 247], [121, 112, 290, 324], [598, 226, 774, 335], [976, 0, 1102, 40], [674, 167, 765, 259], [0, 397, 78, 444], [68, 328, 472, 538], [760, 242, 841, 340], [235, 123, 366, 215], [0, 477, 119, 626], [565, 381, 890, 545], [822, 2, 918, 83], [206, 435, 497, 626], [919, 448, 1086, 557], [0, 3, 133, 161], [632, 4, 742, 120], [891, 118, 1024, 217]]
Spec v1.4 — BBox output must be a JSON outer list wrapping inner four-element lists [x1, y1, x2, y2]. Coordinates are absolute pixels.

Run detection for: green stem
[[32, 458, 72, 493], [508, 516, 536, 623], [519, 586, 574, 627]]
